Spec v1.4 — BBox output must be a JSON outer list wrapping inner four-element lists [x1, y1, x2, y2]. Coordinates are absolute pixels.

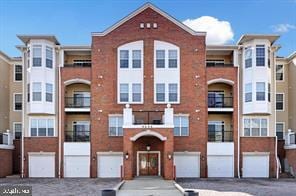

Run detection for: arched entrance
[[123, 129, 174, 180]]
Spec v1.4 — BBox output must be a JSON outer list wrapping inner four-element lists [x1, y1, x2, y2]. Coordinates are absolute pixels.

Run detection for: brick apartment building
[[0, 3, 296, 179]]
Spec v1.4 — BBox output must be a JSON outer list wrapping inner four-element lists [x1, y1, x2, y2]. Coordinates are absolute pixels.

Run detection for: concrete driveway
[[0, 178, 120, 196], [177, 178, 296, 196]]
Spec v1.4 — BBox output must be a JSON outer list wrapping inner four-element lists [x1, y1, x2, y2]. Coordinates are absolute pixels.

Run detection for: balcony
[[123, 104, 174, 128], [208, 130, 233, 142], [64, 63, 91, 68], [208, 96, 233, 112], [65, 97, 90, 112], [206, 62, 233, 67], [65, 130, 90, 142]]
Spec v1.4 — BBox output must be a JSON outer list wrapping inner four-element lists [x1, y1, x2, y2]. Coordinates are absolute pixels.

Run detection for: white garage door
[[64, 155, 90, 177], [174, 153, 200, 178], [97, 154, 123, 178], [208, 155, 233, 177], [29, 154, 55, 177], [243, 154, 269, 178]]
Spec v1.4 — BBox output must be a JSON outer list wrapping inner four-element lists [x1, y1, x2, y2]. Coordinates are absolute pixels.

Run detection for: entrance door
[[139, 153, 159, 176]]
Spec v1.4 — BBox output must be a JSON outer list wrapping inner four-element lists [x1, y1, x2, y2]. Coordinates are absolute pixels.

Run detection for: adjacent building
[[0, 3, 295, 179]]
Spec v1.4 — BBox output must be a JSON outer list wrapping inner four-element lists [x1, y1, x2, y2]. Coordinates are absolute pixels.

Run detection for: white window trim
[[32, 82, 42, 102], [276, 93, 285, 111], [154, 83, 180, 104], [255, 45, 266, 67], [108, 114, 123, 137], [13, 93, 22, 112], [276, 122, 285, 133], [276, 64, 285, 82], [244, 83, 252, 103], [174, 114, 189, 137], [256, 82, 266, 101], [243, 117, 269, 137], [13, 122, 22, 134], [45, 46, 53, 69], [14, 64, 22, 82], [118, 83, 143, 104], [29, 117, 56, 137]]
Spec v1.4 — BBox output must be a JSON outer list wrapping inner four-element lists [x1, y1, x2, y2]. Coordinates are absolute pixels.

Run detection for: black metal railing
[[65, 130, 90, 142], [208, 96, 233, 108], [276, 132, 284, 140], [208, 130, 233, 142], [65, 97, 91, 108], [206, 62, 234, 67], [133, 111, 164, 125], [64, 63, 91, 68]]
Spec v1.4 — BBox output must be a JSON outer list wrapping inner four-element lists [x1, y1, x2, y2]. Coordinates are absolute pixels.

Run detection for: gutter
[[237, 46, 242, 178], [58, 48, 62, 178], [21, 49, 25, 178]]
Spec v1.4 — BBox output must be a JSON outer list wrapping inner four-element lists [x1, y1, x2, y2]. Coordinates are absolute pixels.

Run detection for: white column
[[123, 104, 133, 126], [164, 104, 174, 126]]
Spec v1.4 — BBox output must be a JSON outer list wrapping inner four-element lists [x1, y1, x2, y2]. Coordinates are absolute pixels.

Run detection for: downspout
[[58, 48, 62, 178], [273, 47, 279, 179], [21, 49, 25, 178], [237, 47, 241, 178]]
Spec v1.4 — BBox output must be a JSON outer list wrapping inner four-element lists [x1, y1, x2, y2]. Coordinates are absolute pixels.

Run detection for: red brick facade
[[240, 137, 277, 177], [0, 148, 13, 177], [285, 148, 296, 174], [91, 7, 207, 179]]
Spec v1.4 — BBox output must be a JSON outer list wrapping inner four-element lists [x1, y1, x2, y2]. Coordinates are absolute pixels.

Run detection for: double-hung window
[[174, 115, 189, 136], [268, 83, 271, 102], [168, 50, 177, 68], [120, 50, 129, 68], [276, 123, 284, 140], [245, 83, 252, 102], [256, 82, 265, 101], [109, 115, 123, 136], [14, 65, 22, 81], [46, 83, 53, 102], [168, 83, 178, 102], [14, 123, 22, 139], [276, 93, 284, 110], [33, 45, 42, 67], [30, 119, 54, 137], [46, 46, 53, 68], [156, 50, 165, 68], [132, 83, 141, 102], [276, 65, 284, 81], [27, 84, 30, 102], [132, 50, 141, 68], [156, 83, 165, 102], [14, 94, 22, 111], [244, 118, 268, 136], [245, 47, 252, 68], [120, 83, 129, 102], [256, 45, 265, 66], [32, 82, 42, 101]]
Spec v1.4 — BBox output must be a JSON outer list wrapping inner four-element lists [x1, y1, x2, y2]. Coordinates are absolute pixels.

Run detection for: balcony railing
[[65, 130, 90, 142], [206, 62, 234, 67], [285, 132, 296, 145], [64, 63, 91, 68], [65, 97, 90, 108], [208, 130, 233, 142], [133, 111, 164, 125], [208, 96, 233, 108]]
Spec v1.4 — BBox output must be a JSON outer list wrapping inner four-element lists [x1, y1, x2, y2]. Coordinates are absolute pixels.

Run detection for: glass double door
[[139, 153, 159, 176]]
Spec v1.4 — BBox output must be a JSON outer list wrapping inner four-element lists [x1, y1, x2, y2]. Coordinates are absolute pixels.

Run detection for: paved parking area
[[0, 178, 120, 196], [177, 178, 296, 196]]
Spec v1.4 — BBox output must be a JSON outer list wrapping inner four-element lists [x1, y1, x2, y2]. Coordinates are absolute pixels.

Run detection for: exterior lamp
[[168, 153, 172, 160], [125, 152, 129, 160], [146, 145, 151, 151]]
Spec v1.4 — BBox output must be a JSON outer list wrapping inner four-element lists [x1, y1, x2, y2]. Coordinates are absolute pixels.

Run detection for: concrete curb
[[113, 180, 125, 191]]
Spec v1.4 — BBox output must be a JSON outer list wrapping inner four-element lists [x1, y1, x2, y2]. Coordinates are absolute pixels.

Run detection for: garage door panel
[[243, 155, 269, 178], [174, 154, 200, 178], [29, 154, 55, 177], [64, 156, 90, 177], [98, 154, 123, 178], [208, 155, 233, 177]]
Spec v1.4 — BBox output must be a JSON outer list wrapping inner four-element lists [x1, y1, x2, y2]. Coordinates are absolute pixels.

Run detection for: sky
[[0, 0, 295, 57]]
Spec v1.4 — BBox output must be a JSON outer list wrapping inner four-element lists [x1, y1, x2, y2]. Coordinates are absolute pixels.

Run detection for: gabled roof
[[92, 2, 206, 37], [237, 34, 280, 45], [17, 35, 60, 45], [0, 51, 21, 64]]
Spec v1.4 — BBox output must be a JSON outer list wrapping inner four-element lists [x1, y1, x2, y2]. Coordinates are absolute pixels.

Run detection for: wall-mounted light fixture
[[125, 152, 129, 160], [167, 153, 172, 160], [146, 145, 151, 151]]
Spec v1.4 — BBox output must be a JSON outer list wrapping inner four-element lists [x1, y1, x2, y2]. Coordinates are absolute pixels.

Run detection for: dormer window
[[256, 45, 265, 67]]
